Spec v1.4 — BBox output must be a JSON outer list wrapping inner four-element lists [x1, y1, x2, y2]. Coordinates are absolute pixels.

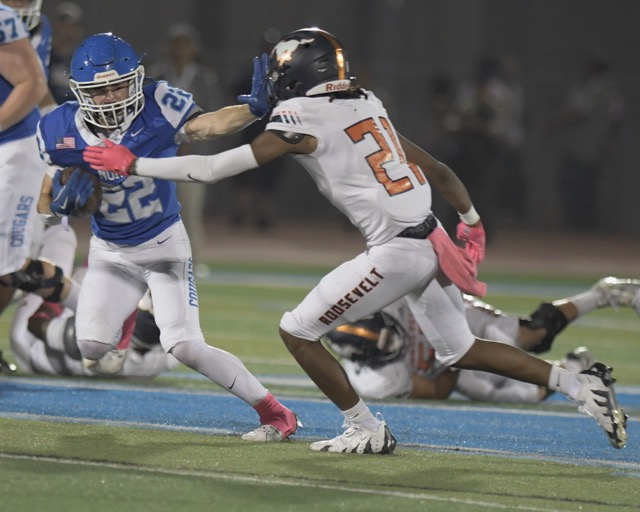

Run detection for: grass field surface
[[1, 266, 639, 511]]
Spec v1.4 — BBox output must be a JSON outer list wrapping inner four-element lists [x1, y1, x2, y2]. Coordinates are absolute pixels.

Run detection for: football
[[59, 166, 102, 218]]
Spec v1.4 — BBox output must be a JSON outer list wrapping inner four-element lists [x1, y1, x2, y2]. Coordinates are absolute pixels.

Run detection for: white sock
[[342, 399, 381, 432], [548, 365, 582, 400], [559, 289, 604, 316]]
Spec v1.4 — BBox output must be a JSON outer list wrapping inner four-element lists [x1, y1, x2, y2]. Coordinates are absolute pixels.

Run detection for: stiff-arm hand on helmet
[[83, 139, 137, 176], [456, 222, 486, 265], [237, 53, 270, 118]]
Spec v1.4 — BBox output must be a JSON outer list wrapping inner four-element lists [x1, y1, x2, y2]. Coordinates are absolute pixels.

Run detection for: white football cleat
[[310, 420, 396, 454], [574, 362, 627, 449], [591, 276, 640, 310], [242, 425, 289, 442]]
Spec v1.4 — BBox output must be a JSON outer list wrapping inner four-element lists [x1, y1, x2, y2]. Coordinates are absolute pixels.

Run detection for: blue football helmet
[[0, 0, 42, 30], [267, 27, 352, 105], [69, 33, 145, 130]]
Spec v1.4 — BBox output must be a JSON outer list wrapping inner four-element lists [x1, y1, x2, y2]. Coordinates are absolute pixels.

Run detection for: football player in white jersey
[[82, 28, 627, 451], [11, 283, 180, 378], [0, 2, 80, 323], [324, 277, 640, 403], [35, 33, 299, 442]]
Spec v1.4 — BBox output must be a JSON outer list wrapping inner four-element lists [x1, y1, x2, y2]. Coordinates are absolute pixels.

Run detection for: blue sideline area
[[0, 376, 638, 470]]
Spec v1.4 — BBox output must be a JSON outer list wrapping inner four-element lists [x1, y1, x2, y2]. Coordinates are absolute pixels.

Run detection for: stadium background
[[41, 0, 640, 245]]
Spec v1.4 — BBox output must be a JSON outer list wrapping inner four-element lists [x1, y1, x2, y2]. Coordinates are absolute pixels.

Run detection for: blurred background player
[[46, 1, 84, 104], [2, 0, 58, 114], [36, 32, 298, 442], [0, 1, 80, 329], [227, 39, 282, 232], [554, 57, 625, 230], [11, 287, 179, 378], [82, 28, 627, 451], [324, 277, 640, 402], [148, 23, 226, 278]]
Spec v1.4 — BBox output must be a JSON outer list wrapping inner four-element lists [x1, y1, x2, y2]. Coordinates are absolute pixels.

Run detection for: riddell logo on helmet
[[324, 82, 350, 92], [93, 70, 120, 81]]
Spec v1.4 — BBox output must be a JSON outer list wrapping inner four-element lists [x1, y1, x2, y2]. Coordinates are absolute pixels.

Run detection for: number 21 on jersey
[[345, 116, 426, 196]]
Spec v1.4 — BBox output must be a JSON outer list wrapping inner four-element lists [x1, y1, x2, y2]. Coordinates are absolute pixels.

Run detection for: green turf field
[[1, 266, 639, 511]]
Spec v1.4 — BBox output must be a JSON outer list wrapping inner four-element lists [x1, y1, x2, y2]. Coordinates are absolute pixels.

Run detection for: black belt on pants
[[396, 214, 437, 239]]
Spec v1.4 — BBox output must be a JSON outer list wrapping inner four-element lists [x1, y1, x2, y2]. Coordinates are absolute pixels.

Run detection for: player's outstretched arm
[[178, 54, 270, 142], [83, 130, 314, 183], [83, 139, 261, 183], [180, 105, 256, 142]]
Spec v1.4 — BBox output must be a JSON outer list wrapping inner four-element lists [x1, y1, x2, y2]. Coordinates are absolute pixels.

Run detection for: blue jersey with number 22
[[37, 81, 199, 245]]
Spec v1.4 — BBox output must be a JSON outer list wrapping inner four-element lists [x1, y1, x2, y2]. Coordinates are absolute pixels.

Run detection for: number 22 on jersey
[[345, 116, 426, 196]]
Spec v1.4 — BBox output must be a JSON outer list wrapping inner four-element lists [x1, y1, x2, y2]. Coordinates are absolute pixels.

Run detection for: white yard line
[[0, 451, 571, 512]]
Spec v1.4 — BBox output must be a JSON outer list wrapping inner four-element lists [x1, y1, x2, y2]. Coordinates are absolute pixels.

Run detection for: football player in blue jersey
[[35, 32, 299, 442], [2, 0, 58, 115], [0, 2, 81, 326], [83, 28, 628, 452]]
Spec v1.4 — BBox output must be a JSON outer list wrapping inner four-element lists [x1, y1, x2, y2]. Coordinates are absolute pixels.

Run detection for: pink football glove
[[83, 139, 136, 176], [456, 221, 486, 264]]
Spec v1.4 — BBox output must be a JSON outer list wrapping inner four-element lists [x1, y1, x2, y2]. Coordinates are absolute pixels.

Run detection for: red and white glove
[[83, 139, 136, 176], [456, 222, 486, 264]]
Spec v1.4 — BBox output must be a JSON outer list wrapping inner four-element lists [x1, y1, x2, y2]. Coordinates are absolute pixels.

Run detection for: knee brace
[[520, 302, 569, 354], [3, 260, 65, 302]]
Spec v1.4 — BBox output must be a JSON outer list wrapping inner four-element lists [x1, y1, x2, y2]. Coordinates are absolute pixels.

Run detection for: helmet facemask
[[323, 312, 407, 368], [70, 65, 145, 130], [1, 0, 42, 30]]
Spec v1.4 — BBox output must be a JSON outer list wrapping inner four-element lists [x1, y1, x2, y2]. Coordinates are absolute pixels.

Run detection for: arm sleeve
[[134, 144, 259, 183]]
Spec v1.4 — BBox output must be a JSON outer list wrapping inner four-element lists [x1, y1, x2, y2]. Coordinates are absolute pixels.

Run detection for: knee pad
[[520, 302, 569, 354], [77, 339, 113, 361], [4, 260, 65, 302]]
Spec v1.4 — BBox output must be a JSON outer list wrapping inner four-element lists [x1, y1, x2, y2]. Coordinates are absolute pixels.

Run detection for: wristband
[[459, 205, 480, 225]]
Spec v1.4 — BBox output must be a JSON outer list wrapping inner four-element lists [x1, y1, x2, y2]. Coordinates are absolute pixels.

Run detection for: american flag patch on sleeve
[[55, 137, 76, 149]]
